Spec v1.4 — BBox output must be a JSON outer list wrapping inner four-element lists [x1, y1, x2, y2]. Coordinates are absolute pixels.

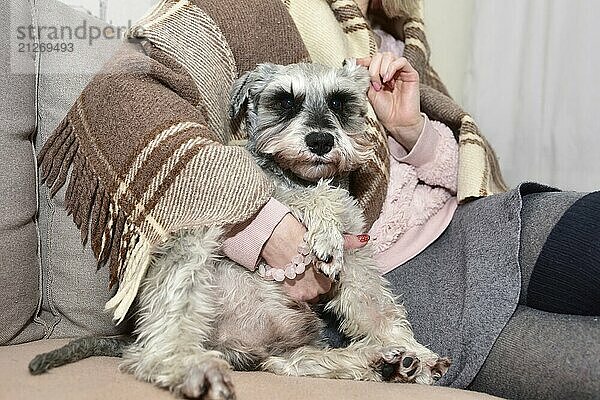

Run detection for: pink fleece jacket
[[222, 115, 458, 274]]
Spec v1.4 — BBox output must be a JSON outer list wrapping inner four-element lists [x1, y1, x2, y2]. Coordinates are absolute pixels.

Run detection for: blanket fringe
[[38, 117, 151, 295], [105, 233, 151, 324]]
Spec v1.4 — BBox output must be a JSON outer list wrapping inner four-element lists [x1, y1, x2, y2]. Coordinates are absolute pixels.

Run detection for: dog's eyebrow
[[327, 88, 359, 104], [271, 84, 298, 97], [269, 85, 304, 101], [328, 88, 355, 97], [269, 84, 292, 96]]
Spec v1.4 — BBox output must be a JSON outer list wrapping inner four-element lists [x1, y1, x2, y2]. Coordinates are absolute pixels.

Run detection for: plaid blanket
[[39, 0, 506, 322]]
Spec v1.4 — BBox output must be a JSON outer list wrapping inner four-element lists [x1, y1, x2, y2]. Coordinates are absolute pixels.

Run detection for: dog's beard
[[274, 148, 343, 181], [256, 133, 372, 182]]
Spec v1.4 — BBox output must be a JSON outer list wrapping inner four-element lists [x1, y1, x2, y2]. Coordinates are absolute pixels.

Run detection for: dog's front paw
[[178, 359, 235, 400], [314, 254, 344, 280], [306, 232, 344, 280]]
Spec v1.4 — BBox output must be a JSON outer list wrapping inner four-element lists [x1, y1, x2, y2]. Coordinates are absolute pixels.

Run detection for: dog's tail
[[28, 336, 134, 375]]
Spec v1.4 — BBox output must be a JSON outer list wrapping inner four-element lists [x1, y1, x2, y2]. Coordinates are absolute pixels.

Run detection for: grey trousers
[[469, 192, 600, 400], [324, 189, 599, 398]]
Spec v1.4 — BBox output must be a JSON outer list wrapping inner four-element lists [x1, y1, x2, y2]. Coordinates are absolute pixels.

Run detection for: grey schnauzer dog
[[29, 62, 450, 399]]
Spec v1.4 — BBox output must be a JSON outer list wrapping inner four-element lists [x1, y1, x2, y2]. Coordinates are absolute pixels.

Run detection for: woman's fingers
[[379, 52, 396, 83], [384, 57, 419, 83], [343, 233, 370, 249], [358, 54, 418, 91], [367, 53, 384, 90]]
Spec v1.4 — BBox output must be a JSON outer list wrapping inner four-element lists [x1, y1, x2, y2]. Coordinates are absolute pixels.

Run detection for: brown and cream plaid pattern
[[39, 0, 312, 322], [39, 0, 506, 322]]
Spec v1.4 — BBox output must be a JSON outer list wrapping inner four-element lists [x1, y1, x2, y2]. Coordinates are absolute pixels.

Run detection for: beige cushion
[[1, 339, 503, 399]]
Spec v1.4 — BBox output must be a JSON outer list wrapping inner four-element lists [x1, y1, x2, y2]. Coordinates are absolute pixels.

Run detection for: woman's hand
[[357, 53, 424, 151], [261, 214, 369, 302]]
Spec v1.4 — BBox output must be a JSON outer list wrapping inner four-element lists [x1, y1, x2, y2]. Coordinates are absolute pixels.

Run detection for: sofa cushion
[[0, 0, 45, 345], [34, 0, 132, 338], [1, 339, 503, 399]]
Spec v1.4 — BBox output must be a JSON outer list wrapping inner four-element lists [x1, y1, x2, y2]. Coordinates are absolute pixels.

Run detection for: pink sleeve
[[388, 114, 458, 193], [222, 198, 290, 270]]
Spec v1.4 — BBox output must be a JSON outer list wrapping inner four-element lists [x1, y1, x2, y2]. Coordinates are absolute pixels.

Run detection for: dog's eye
[[329, 97, 343, 112], [280, 95, 295, 110]]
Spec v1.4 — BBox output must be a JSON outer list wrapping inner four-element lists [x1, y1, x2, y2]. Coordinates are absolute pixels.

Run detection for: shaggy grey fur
[[30, 62, 450, 400]]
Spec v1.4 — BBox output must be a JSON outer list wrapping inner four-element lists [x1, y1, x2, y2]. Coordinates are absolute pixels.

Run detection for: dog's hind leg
[[262, 343, 428, 382], [324, 250, 451, 384], [120, 226, 235, 400]]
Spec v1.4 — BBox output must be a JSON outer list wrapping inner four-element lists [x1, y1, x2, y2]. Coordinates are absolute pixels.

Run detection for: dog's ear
[[341, 58, 371, 92], [229, 63, 279, 120]]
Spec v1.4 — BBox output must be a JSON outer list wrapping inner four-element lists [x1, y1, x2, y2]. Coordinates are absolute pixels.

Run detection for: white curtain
[[464, 0, 600, 191], [60, 0, 158, 26]]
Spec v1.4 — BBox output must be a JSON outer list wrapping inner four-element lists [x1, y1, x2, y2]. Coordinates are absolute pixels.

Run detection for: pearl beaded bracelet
[[257, 235, 315, 281]]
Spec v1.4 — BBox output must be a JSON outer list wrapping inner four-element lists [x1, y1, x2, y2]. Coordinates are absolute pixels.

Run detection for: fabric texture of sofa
[[0, 0, 503, 398]]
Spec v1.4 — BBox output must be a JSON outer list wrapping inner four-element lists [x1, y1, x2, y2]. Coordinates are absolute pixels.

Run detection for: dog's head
[[229, 61, 373, 182]]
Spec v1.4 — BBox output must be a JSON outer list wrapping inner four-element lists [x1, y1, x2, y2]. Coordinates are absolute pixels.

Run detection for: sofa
[[0, 0, 503, 398]]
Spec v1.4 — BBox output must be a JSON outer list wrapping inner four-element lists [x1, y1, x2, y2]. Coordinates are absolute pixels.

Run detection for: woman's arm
[[357, 53, 457, 192], [223, 200, 370, 302], [388, 115, 458, 193]]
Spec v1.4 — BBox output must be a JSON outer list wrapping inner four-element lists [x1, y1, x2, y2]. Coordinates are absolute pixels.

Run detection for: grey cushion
[[34, 0, 132, 337], [0, 0, 45, 345]]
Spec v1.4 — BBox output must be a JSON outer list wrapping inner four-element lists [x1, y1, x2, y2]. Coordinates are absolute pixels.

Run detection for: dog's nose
[[305, 132, 334, 156]]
